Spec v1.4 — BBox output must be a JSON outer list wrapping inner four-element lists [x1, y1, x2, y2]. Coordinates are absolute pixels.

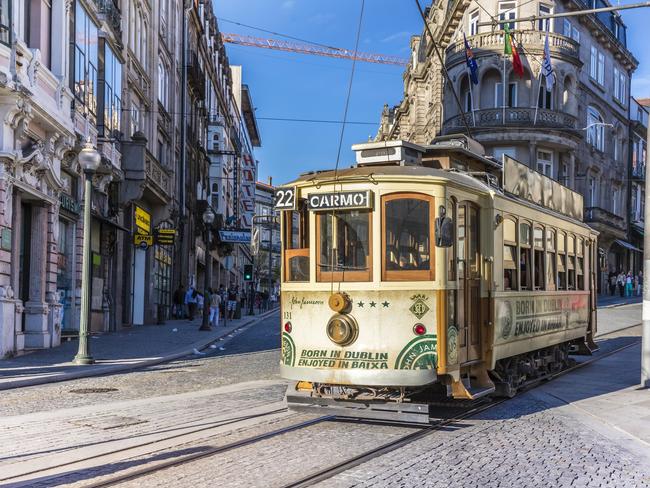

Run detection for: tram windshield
[[318, 211, 371, 281]]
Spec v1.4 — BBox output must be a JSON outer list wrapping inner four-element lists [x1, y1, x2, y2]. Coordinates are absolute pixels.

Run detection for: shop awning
[[613, 239, 642, 253]]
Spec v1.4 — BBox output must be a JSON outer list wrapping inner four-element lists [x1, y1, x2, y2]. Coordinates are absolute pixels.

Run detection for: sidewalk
[[532, 328, 650, 464], [0, 308, 279, 390], [597, 293, 642, 308]]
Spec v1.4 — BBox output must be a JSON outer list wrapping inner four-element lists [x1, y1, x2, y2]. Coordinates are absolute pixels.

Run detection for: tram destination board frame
[[307, 190, 373, 211]]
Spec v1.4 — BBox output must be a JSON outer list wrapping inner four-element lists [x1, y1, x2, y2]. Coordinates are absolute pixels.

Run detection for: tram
[[275, 136, 598, 422]]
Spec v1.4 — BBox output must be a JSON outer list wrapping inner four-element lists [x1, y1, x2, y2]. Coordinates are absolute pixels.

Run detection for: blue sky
[[215, 0, 650, 186]]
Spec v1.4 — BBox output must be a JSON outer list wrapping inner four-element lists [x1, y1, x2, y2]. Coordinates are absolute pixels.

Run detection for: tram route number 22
[[275, 187, 296, 210]]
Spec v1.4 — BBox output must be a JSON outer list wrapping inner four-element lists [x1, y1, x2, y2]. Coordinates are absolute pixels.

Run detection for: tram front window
[[382, 194, 435, 281], [284, 208, 310, 282], [318, 211, 371, 281]]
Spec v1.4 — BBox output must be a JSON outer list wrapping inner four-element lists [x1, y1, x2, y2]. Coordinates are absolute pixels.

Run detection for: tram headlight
[[326, 314, 359, 346]]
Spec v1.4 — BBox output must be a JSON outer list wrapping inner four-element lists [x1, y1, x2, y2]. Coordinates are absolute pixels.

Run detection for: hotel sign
[[308, 191, 373, 211], [219, 230, 252, 244]]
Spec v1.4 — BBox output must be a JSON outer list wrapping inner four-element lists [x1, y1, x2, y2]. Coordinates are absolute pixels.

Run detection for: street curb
[[0, 309, 279, 391]]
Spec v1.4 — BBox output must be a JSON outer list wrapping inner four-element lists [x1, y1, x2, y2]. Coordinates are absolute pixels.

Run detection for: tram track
[[5, 337, 640, 488]]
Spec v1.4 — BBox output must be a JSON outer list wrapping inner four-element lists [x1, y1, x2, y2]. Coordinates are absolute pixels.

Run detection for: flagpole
[[469, 80, 476, 126], [533, 69, 542, 125], [502, 55, 506, 125]]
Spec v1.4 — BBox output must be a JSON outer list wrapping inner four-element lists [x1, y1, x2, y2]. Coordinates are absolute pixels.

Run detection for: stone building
[[628, 97, 648, 273], [376, 0, 638, 293], [0, 0, 260, 355], [254, 179, 280, 296]]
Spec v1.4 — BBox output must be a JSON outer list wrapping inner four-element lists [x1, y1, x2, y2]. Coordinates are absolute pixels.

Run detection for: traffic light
[[244, 264, 253, 281]]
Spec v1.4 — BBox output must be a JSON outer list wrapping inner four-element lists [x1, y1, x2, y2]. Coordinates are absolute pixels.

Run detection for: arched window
[[587, 106, 605, 151]]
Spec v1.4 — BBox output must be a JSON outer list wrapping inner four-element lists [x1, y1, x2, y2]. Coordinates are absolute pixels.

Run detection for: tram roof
[[290, 165, 496, 194]]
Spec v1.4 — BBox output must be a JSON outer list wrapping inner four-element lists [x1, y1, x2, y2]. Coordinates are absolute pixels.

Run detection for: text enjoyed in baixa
[[307, 190, 373, 211]]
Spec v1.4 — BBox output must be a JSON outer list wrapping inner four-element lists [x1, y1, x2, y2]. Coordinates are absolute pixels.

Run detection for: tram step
[[286, 393, 431, 425]]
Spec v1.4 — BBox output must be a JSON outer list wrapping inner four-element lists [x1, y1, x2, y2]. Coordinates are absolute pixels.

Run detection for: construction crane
[[221, 33, 409, 66]]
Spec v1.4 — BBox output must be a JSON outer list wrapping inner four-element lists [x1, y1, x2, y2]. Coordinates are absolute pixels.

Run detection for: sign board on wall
[[219, 230, 252, 244], [134, 206, 151, 235], [240, 153, 256, 229]]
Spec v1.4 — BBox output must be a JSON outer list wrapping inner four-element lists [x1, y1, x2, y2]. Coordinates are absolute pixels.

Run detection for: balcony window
[[498, 1, 516, 30], [73, 2, 99, 114], [495, 82, 517, 108], [612, 187, 619, 216], [158, 61, 169, 109], [613, 67, 627, 104], [587, 106, 605, 151], [131, 100, 141, 136], [99, 40, 122, 137], [469, 10, 479, 36], [538, 4, 552, 31], [536, 149, 553, 177], [590, 46, 605, 85], [538, 84, 552, 110], [0, 0, 9, 45]]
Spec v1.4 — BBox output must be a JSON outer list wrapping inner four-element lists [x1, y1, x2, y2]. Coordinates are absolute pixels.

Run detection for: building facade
[[629, 97, 648, 273], [254, 180, 280, 296], [0, 0, 260, 356], [376, 0, 638, 293]]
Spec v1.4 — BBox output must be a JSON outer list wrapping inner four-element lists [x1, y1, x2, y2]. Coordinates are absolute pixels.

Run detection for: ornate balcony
[[446, 30, 580, 67], [443, 107, 577, 133], [94, 0, 122, 39]]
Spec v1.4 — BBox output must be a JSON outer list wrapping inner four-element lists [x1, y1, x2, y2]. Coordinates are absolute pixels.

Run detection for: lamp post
[[74, 140, 101, 365], [200, 207, 215, 331]]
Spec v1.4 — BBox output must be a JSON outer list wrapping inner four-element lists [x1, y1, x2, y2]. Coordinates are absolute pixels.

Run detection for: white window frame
[[495, 82, 518, 108], [131, 100, 140, 135], [612, 187, 619, 215], [498, 1, 517, 30], [588, 177, 596, 207], [538, 4, 553, 31], [564, 19, 572, 37], [572, 26, 580, 42], [587, 106, 605, 151], [536, 149, 553, 177], [590, 46, 605, 85], [469, 10, 479, 36], [597, 51, 605, 85]]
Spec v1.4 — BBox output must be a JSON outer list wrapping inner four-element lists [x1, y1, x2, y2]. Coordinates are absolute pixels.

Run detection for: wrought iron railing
[[443, 107, 577, 132]]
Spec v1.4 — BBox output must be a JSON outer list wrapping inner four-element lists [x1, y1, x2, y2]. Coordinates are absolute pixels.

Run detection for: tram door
[[457, 202, 481, 364]]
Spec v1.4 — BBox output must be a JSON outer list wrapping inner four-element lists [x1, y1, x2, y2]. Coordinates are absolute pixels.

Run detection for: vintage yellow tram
[[275, 137, 598, 421]]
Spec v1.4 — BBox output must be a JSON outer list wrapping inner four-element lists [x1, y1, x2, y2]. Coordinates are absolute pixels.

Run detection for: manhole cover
[[69, 388, 119, 394]]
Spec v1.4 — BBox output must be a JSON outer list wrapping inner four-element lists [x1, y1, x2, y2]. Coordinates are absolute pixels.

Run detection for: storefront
[[56, 182, 80, 334]]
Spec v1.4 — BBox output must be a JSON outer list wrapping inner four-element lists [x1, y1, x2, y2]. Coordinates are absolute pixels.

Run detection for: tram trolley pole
[[641, 116, 650, 388]]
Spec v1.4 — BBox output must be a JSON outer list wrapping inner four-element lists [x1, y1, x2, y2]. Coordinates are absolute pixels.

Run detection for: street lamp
[[200, 207, 215, 331], [74, 140, 101, 365]]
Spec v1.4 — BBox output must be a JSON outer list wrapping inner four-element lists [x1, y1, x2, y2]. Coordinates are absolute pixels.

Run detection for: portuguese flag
[[504, 24, 524, 78]]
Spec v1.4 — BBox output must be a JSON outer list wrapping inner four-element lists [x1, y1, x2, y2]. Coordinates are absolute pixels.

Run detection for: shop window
[[503, 217, 517, 290], [534, 226, 544, 290], [284, 206, 310, 282], [520, 222, 532, 290], [383, 194, 434, 281], [546, 229, 556, 291], [318, 211, 371, 282]]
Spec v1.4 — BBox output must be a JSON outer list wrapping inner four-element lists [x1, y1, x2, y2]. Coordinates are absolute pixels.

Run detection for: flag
[[541, 31, 555, 91], [463, 33, 479, 85], [504, 24, 524, 78]]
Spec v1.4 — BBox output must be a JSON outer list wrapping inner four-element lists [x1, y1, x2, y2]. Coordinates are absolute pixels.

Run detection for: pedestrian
[[197, 292, 204, 316], [255, 292, 262, 314], [209, 288, 221, 326], [227, 285, 238, 320], [185, 285, 198, 321], [625, 271, 633, 297], [638, 270, 644, 296], [262, 290, 269, 311], [172, 285, 185, 318], [609, 272, 616, 296], [617, 272, 625, 297], [218, 284, 227, 319]]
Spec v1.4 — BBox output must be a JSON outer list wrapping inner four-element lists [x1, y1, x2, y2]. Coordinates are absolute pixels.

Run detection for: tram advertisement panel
[[281, 291, 438, 372], [495, 294, 589, 346]]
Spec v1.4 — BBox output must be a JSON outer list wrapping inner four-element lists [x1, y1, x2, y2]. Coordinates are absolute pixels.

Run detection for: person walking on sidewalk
[[209, 288, 221, 327], [227, 285, 238, 320], [625, 271, 633, 297], [638, 270, 643, 296], [172, 285, 185, 318], [617, 272, 625, 297], [218, 284, 227, 319], [185, 285, 198, 321]]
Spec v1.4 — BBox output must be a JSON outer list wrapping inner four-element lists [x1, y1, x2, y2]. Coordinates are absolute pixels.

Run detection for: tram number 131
[[274, 187, 296, 210]]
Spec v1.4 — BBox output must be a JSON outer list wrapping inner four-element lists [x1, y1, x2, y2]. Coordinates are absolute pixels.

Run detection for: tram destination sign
[[308, 190, 373, 211]]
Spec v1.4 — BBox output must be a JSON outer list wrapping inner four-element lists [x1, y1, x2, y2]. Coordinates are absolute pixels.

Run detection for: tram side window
[[577, 237, 584, 290], [447, 199, 456, 281], [557, 231, 566, 290], [567, 235, 576, 290], [383, 195, 434, 280], [533, 226, 544, 290], [519, 222, 532, 290], [503, 218, 517, 291], [546, 230, 556, 291], [318, 211, 371, 282], [284, 208, 310, 282]]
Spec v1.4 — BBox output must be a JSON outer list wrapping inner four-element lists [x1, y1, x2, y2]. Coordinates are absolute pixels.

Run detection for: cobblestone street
[[0, 308, 648, 487]]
